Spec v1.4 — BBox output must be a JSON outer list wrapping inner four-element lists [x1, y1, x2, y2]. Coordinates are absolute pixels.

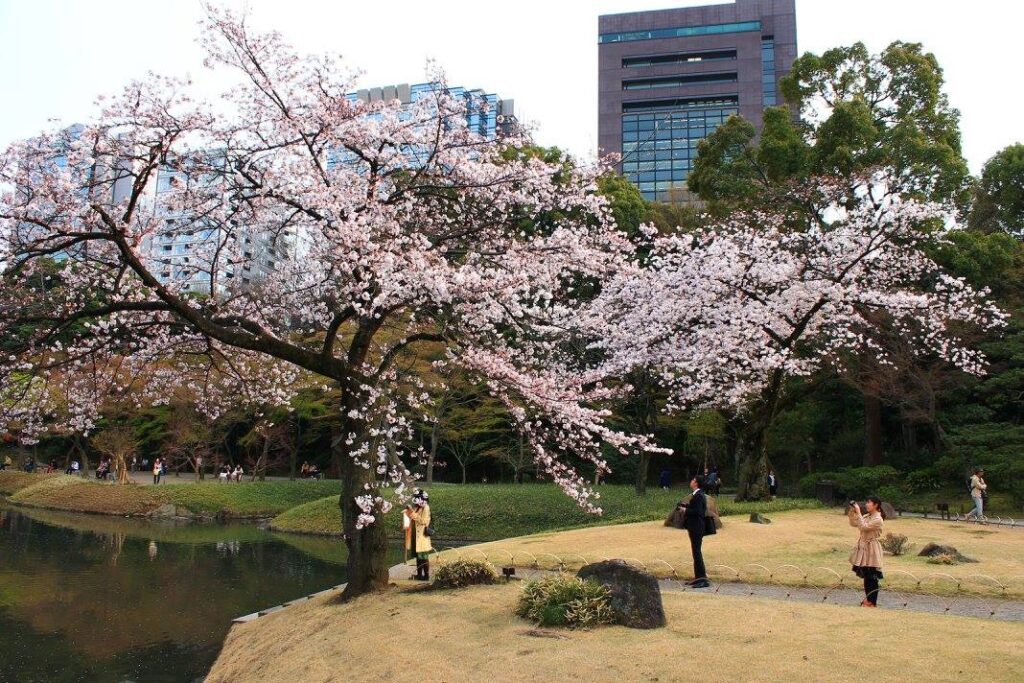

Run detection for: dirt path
[[388, 563, 1024, 623]]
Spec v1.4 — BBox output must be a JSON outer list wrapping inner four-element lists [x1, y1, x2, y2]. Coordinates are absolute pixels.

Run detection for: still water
[[0, 505, 402, 683]]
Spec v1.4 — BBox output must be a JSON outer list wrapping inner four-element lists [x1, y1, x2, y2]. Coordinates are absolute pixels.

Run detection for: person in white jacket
[[965, 468, 987, 521]]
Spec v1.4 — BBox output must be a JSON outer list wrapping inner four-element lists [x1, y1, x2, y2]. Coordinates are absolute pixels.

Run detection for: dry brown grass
[[8, 475, 166, 515], [207, 582, 1024, 683], [0, 470, 59, 495], [443, 510, 1024, 598]]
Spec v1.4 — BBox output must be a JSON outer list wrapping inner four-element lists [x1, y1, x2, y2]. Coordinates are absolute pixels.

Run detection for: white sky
[[0, 0, 1021, 173]]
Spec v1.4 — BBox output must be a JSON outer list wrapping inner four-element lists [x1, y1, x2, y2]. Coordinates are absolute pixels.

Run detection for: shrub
[[798, 466, 901, 501], [927, 553, 957, 565], [880, 533, 913, 556], [515, 576, 614, 629], [433, 559, 499, 589]]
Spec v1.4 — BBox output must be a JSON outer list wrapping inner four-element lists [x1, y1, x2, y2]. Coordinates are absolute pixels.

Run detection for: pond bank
[[0, 471, 342, 521]]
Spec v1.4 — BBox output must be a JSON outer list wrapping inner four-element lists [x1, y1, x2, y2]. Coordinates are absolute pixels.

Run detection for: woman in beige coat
[[849, 495, 884, 607], [406, 490, 433, 581]]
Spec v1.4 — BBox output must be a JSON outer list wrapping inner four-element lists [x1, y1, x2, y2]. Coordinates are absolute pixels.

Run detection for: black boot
[[414, 558, 426, 581], [423, 560, 430, 582]]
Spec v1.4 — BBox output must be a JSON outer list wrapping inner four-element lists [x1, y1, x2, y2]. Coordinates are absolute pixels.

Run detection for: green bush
[[433, 559, 499, 589], [903, 469, 943, 494], [798, 466, 901, 501], [515, 576, 614, 629]]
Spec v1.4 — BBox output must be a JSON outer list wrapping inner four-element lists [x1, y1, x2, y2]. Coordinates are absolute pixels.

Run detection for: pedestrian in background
[[964, 468, 987, 522], [152, 457, 162, 484], [849, 496, 885, 607], [767, 470, 779, 499]]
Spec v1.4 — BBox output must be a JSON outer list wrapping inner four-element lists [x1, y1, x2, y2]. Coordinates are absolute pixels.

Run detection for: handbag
[[424, 526, 434, 537], [703, 515, 717, 536]]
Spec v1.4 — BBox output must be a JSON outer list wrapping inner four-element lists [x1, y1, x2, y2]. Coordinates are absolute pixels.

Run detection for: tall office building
[[598, 0, 797, 202]]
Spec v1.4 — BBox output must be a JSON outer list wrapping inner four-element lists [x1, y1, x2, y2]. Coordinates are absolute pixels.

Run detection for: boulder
[[749, 512, 772, 524], [576, 560, 666, 629], [917, 543, 977, 564], [881, 502, 897, 519]]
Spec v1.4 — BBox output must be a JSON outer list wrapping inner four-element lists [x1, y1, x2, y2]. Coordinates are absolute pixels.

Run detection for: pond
[[0, 505, 404, 683]]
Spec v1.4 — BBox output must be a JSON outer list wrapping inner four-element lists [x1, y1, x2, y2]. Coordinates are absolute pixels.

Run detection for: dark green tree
[[970, 144, 1024, 236]]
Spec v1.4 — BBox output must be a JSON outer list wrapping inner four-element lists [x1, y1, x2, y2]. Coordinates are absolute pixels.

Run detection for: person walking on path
[[767, 470, 779, 499], [659, 469, 671, 490], [849, 495, 885, 607], [965, 468, 987, 522], [152, 457, 162, 485], [405, 489, 433, 581], [679, 475, 710, 588]]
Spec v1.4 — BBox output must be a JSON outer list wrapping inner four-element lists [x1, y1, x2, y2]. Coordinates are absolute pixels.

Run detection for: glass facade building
[[598, 0, 797, 202]]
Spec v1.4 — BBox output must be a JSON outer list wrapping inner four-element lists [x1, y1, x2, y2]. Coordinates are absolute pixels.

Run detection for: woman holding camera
[[405, 490, 432, 581], [849, 495, 885, 607]]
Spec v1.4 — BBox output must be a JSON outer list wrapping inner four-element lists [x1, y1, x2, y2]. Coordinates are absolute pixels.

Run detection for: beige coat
[[848, 508, 883, 568], [970, 475, 987, 498], [407, 503, 432, 554]]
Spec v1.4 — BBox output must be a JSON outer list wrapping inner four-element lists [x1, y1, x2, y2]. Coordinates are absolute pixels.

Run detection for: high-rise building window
[[762, 36, 777, 106], [620, 96, 738, 201]]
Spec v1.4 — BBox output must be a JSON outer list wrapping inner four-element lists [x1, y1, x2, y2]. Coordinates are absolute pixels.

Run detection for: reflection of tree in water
[[0, 510, 350, 681]]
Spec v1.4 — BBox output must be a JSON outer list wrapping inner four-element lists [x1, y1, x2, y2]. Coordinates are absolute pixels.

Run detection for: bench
[[935, 502, 950, 520]]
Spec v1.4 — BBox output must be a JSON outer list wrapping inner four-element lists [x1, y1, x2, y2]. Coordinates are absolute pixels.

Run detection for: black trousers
[[864, 576, 880, 605], [688, 528, 706, 579]]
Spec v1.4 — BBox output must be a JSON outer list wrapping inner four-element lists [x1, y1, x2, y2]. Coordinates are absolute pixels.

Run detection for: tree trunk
[[426, 421, 439, 484], [901, 419, 918, 460], [864, 394, 884, 466], [342, 423, 393, 602], [75, 436, 90, 479], [734, 424, 772, 501], [634, 450, 650, 496], [460, 460, 467, 485]]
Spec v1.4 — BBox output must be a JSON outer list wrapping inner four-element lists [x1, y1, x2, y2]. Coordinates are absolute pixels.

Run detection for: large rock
[[917, 543, 977, 564], [749, 512, 772, 524], [576, 560, 666, 629], [881, 501, 897, 519]]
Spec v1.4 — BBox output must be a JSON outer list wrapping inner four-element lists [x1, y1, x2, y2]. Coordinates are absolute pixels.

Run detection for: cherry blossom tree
[[0, 9, 655, 598], [588, 177, 1004, 500]]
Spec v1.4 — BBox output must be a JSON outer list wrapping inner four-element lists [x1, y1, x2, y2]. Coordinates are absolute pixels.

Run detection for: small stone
[[576, 560, 666, 629], [749, 512, 772, 524]]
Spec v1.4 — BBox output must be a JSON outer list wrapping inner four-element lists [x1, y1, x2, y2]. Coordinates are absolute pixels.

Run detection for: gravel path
[[389, 564, 1024, 623]]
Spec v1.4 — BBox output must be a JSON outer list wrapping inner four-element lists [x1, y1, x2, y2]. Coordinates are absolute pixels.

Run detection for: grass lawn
[[447, 509, 1024, 599], [4, 473, 343, 518], [206, 582, 1024, 683], [269, 484, 823, 541]]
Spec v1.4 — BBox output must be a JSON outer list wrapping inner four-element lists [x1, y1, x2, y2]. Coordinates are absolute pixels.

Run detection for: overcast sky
[[1, 0, 1020, 173]]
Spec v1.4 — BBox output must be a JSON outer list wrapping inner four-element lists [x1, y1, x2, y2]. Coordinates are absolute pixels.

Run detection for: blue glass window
[[762, 36, 777, 106], [600, 21, 761, 44]]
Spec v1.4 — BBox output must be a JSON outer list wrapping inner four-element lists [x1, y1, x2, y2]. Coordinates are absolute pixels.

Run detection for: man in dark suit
[[680, 475, 710, 588]]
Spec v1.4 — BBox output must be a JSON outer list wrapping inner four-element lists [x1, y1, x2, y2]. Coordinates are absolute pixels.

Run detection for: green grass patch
[[160, 480, 343, 517], [270, 484, 822, 541]]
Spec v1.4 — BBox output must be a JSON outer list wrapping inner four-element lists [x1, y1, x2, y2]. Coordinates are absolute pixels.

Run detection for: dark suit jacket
[[682, 489, 707, 535]]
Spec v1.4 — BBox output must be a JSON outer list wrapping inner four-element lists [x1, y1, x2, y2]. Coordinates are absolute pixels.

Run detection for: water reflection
[[0, 505, 400, 683]]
